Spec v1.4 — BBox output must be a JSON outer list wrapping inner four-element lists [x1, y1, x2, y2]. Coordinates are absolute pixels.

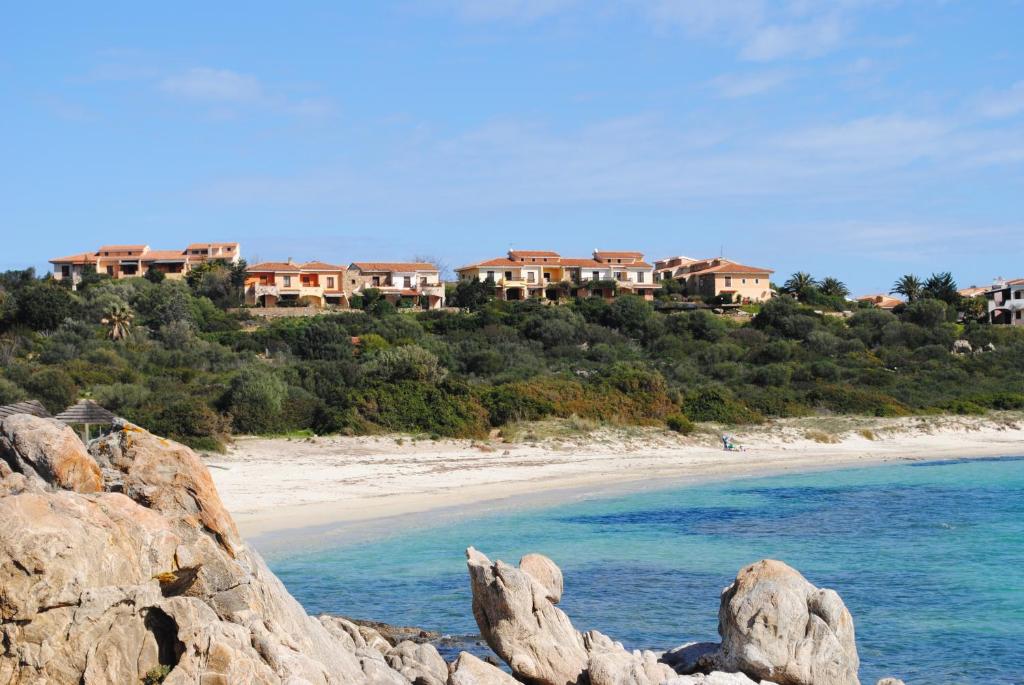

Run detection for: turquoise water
[[263, 458, 1024, 685]]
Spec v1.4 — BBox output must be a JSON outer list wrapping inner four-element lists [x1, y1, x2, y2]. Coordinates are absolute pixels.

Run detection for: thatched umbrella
[[54, 400, 116, 442], [0, 400, 52, 420]]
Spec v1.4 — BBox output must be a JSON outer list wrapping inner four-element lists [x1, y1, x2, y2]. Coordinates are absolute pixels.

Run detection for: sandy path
[[208, 415, 1024, 539]]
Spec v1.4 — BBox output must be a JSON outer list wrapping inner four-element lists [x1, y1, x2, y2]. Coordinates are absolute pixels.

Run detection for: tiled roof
[[559, 258, 605, 268], [248, 261, 302, 272], [49, 252, 97, 265], [686, 260, 773, 276], [300, 261, 346, 271], [351, 262, 437, 272], [457, 258, 519, 270], [856, 294, 903, 308], [98, 245, 148, 252], [594, 251, 644, 258], [186, 242, 239, 250], [508, 250, 560, 258], [140, 250, 187, 261]]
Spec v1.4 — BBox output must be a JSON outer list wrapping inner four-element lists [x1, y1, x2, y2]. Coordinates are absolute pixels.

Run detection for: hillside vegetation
[[1, 266, 1022, 450]]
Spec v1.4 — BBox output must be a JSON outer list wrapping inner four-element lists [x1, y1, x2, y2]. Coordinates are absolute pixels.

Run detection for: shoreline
[[207, 413, 1024, 548]]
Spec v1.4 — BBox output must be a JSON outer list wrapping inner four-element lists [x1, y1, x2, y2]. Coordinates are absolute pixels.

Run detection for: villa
[[856, 294, 903, 310], [244, 259, 348, 308], [656, 257, 775, 303], [455, 249, 658, 301], [986, 278, 1024, 326], [50, 242, 240, 288], [348, 262, 446, 310]]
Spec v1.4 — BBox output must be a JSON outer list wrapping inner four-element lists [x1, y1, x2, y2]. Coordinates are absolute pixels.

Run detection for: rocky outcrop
[[520, 552, 563, 604], [467, 548, 674, 685], [717, 559, 860, 685], [386, 640, 448, 685], [0, 414, 103, 493], [447, 652, 519, 685], [661, 642, 720, 675], [0, 416, 400, 684]]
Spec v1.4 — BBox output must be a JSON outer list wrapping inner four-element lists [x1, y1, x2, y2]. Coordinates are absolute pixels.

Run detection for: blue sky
[[3, 1, 1023, 293]]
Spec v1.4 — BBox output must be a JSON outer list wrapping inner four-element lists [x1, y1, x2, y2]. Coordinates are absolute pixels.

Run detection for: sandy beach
[[208, 413, 1024, 540]]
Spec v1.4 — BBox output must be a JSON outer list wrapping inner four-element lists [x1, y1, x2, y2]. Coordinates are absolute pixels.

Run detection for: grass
[[804, 429, 841, 444]]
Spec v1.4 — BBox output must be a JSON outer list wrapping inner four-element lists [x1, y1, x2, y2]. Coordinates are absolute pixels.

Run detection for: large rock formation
[[717, 559, 860, 685], [447, 652, 519, 685], [466, 548, 676, 685], [0, 416, 413, 684]]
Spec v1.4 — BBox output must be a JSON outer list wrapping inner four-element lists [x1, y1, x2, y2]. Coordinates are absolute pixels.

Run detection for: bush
[[365, 346, 447, 384], [480, 384, 554, 426], [683, 387, 763, 425], [666, 413, 695, 434], [226, 366, 288, 434], [24, 367, 78, 414]]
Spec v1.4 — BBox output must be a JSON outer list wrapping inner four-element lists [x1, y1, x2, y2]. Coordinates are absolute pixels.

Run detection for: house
[[50, 242, 241, 287], [958, 285, 989, 298], [657, 257, 774, 303], [856, 294, 903, 310], [985, 278, 1024, 326], [348, 262, 445, 310], [454, 249, 658, 301], [244, 259, 348, 308]]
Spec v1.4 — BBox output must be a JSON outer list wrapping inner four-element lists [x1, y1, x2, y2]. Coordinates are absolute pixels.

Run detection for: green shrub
[[683, 387, 764, 425], [226, 367, 288, 434], [666, 413, 695, 434]]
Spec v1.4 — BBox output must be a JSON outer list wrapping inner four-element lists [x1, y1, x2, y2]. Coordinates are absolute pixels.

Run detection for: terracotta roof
[[856, 294, 903, 308], [300, 261, 346, 271], [559, 258, 605, 268], [49, 252, 97, 265], [98, 245, 148, 252], [594, 251, 644, 258], [457, 258, 520, 270], [350, 262, 437, 272], [247, 261, 302, 272], [186, 242, 239, 250], [140, 250, 187, 261], [686, 260, 773, 276], [624, 261, 652, 268], [508, 250, 560, 258], [398, 289, 421, 296]]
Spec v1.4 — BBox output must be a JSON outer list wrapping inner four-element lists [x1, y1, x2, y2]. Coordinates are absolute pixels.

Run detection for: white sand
[[208, 414, 1024, 539]]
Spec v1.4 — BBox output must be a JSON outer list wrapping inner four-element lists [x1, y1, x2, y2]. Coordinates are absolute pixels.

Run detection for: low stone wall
[[233, 306, 342, 318]]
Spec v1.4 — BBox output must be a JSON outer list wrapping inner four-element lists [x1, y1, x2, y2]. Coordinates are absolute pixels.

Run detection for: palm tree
[[101, 302, 134, 341], [922, 271, 959, 304], [891, 274, 922, 302], [818, 277, 849, 298], [782, 272, 817, 301]]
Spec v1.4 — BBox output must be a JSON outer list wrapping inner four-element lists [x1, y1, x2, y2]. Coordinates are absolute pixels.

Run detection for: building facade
[[244, 259, 348, 308], [986, 279, 1024, 326], [655, 257, 774, 303], [455, 250, 658, 301], [855, 294, 903, 310], [50, 242, 240, 287], [347, 262, 446, 310]]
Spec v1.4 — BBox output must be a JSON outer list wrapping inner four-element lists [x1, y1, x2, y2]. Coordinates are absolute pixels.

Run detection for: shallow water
[[263, 457, 1024, 685]]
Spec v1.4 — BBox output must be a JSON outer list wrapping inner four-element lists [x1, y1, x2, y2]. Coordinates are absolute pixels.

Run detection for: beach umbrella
[[0, 400, 52, 420], [54, 400, 116, 442]]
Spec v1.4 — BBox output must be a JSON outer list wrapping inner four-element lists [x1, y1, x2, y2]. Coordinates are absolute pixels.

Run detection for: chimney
[[287, 257, 294, 264]]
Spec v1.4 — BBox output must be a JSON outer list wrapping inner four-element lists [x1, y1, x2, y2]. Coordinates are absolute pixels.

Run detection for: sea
[[261, 457, 1024, 685]]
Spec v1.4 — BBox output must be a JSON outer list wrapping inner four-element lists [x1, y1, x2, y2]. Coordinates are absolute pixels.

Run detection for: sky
[[2, 1, 1023, 294]]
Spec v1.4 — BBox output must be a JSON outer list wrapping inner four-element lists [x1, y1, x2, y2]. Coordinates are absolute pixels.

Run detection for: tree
[[818, 277, 849, 298], [451, 279, 495, 310], [101, 301, 134, 341], [782, 272, 817, 301], [144, 267, 166, 284], [891, 274, 922, 302], [16, 281, 76, 331], [922, 271, 958, 305], [226, 366, 288, 434]]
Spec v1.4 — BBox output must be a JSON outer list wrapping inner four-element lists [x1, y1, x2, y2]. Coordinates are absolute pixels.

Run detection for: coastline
[[207, 413, 1024, 546]]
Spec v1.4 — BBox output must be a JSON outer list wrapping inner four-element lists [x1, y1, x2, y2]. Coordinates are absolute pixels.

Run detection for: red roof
[[248, 261, 302, 272], [49, 252, 97, 265], [457, 258, 519, 270], [97, 245, 148, 252], [559, 258, 604, 268], [686, 260, 773, 276], [140, 250, 187, 261], [508, 250, 560, 258], [186, 242, 239, 250], [594, 251, 644, 258], [350, 262, 437, 272], [300, 261, 346, 271]]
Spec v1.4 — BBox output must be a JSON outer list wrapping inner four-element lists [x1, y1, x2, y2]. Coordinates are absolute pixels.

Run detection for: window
[[742, 278, 747, 284], [403, 276, 412, 288], [372, 276, 380, 286], [592, 271, 599, 280], [543, 272, 551, 281], [527, 272, 536, 283], [106, 266, 114, 276], [637, 272, 645, 283], [724, 276, 732, 287], [486, 271, 495, 282], [755, 278, 760, 284], [283, 275, 292, 287], [505, 271, 513, 280], [61, 265, 70, 277], [1016, 291, 1022, 299], [327, 277, 335, 289], [1017, 310, 1022, 320], [614, 271, 625, 281], [420, 277, 427, 286]]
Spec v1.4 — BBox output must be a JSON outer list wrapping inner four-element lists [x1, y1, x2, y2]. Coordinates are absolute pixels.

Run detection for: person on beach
[[722, 434, 745, 451]]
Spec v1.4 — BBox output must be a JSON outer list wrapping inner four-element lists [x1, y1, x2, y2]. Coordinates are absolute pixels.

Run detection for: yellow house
[[244, 259, 348, 308], [50, 242, 241, 288], [657, 257, 774, 303]]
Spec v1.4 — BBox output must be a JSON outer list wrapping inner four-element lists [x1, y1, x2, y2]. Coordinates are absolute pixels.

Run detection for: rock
[[467, 546, 588, 685], [951, 339, 972, 354], [665, 672, 773, 684], [718, 559, 859, 685], [340, 616, 443, 645], [448, 652, 519, 685], [0, 414, 103, 493], [386, 640, 448, 685], [875, 679, 905, 685], [520, 552, 564, 604], [661, 642, 721, 675], [0, 419, 395, 684]]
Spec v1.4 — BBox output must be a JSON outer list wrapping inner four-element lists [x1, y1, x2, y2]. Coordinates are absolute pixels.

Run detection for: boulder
[[448, 652, 519, 685], [583, 630, 676, 685], [0, 419, 398, 684], [467, 547, 589, 685], [875, 679, 905, 685], [386, 640, 448, 685], [0, 414, 103, 493], [717, 559, 859, 685], [520, 552, 564, 604], [661, 642, 721, 675]]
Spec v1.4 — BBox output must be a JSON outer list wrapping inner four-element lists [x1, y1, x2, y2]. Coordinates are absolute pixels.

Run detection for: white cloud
[[774, 115, 952, 165], [978, 81, 1024, 119], [710, 70, 792, 98], [740, 15, 843, 61], [160, 67, 264, 102]]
